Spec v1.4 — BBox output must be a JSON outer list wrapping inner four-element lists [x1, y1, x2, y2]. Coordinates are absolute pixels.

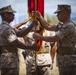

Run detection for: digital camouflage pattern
[[0, 53, 19, 68], [0, 21, 19, 75], [56, 20, 76, 75], [0, 53, 19, 75]]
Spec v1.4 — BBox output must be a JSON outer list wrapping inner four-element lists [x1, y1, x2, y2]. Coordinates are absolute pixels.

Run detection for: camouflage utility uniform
[[0, 21, 19, 75], [25, 49, 52, 75], [23, 32, 53, 75], [56, 20, 76, 75]]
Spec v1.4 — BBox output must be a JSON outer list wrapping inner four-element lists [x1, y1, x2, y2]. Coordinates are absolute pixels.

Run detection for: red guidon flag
[[28, 0, 44, 53]]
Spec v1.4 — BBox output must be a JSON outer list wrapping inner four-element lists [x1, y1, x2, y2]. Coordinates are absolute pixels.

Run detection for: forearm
[[38, 16, 55, 31], [13, 23, 23, 29], [51, 50, 55, 63], [13, 17, 31, 29], [16, 23, 33, 37], [38, 16, 50, 30], [39, 35, 59, 42], [11, 39, 33, 50], [50, 43, 56, 63]]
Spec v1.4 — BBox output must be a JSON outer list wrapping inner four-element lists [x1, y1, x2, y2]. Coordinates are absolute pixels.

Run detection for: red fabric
[[36, 30, 43, 51], [37, 0, 44, 17], [28, 0, 44, 51], [28, 0, 34, 13], [28, 0, 44, 17]]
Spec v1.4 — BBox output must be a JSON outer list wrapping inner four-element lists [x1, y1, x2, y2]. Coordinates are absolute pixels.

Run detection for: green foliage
[[45, 14, 58, 24]]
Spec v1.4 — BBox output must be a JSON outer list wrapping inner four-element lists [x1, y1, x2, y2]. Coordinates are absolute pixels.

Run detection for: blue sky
[[0, 0, 76, 24]]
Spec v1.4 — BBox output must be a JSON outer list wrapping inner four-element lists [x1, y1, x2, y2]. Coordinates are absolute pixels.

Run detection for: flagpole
[[34, 0, 37, 32], [34, 0, 36, 19], [34, 0, 37, 67]]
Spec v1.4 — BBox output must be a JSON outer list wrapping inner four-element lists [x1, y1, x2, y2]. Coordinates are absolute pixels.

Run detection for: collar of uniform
[[63, 19, 71, 24], [2, 21, 9, 25], [63, 19, 71, 27]]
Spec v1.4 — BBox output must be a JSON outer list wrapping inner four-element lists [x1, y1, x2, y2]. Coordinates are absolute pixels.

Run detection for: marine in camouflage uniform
[[56, 20, 76, 75], [0, 6, 19, 75], [0, 17, 19, 75], [22, 31, 56, 75], [0, 5, 37, 75], [22, 34, 37, 75], [33, 4, 76, 75], [54, 5, 76, 75]]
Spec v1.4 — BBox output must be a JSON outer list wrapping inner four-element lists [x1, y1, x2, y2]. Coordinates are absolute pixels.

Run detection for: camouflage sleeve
[[4, 27, 17, 43], [56, 24, 73, 39]]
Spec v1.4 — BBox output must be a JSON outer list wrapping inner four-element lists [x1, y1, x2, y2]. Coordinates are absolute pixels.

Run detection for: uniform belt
[[40, 52, 49, 54], [57, 47, 76, 55], [37, 47, 49, 54], [37, 51, 49, 54]]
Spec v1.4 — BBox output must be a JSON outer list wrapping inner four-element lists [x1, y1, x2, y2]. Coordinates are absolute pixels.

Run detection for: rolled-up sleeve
[[8, 33, 17, 42], [56, 25, 71, 39], [6, 28, 17, 43], [56, 31, 64, 39]]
